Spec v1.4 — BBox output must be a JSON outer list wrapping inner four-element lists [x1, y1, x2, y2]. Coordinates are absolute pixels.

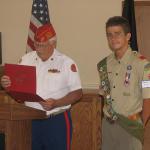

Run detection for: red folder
[[4, 64, 45, 102]]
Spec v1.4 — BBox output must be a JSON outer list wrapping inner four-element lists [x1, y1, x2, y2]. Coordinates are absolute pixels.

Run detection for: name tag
[[142, 80, 150, 88]]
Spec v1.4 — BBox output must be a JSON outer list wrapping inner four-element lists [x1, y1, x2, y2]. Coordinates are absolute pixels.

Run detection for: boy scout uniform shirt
[[20, 49, 82, 115], [102, 48, 150, 117]]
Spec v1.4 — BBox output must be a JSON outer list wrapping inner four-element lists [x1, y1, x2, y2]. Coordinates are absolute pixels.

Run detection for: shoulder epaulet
[[97, 57, 107, 71]]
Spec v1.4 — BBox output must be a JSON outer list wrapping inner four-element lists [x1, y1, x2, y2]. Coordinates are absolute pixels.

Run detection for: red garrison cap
[[34, 24, 56, 42]]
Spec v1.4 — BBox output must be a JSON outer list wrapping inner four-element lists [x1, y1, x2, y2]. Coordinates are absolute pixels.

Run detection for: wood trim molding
[[135, 1, 150, 6], [122, 1, 150, 8]]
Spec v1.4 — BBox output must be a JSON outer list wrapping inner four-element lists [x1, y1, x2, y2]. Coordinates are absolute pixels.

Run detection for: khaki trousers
[[101, 118, 142, 150]]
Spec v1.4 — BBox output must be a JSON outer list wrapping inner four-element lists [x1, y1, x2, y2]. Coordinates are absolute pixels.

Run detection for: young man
[[1, 24, 82, 150], [97, 16, 150, 150]]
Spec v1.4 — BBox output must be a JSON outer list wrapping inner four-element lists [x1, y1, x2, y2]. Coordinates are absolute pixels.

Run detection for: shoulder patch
[[71, 64, 77, 72], [139, 55, 146, 60], [144, 63, 150, 80], [133, 52, 147, 60], [144, 63, 150, 69]]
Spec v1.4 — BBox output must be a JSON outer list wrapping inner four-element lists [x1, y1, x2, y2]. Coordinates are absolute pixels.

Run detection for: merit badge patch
[[71, 64, 77, 72]]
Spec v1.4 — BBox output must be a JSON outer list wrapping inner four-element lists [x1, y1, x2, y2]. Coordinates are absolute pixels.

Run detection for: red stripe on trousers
[[64, 111, 71, 150]]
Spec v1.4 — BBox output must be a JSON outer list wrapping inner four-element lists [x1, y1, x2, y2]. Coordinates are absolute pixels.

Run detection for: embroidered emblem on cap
[[34, 24, 56, 42], [71, 64, 77, 72]]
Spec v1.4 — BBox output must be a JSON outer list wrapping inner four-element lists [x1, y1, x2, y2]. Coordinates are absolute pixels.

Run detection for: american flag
[[26, 0, 50, 52]]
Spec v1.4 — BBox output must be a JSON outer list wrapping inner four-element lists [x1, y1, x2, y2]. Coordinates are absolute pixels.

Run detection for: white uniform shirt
[[20, 49, 82, 115]]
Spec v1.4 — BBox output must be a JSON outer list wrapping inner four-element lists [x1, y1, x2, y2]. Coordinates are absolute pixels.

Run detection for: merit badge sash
[[97, 57, 117, 120], [97, 57, 144, 144]]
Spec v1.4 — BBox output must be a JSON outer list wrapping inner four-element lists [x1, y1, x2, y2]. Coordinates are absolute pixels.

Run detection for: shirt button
[[116, 73, 118, 76], [113, 86, 115, 88]]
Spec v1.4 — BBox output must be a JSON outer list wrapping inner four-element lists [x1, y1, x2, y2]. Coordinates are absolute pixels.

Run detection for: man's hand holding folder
[[4, 63, 45, 102]]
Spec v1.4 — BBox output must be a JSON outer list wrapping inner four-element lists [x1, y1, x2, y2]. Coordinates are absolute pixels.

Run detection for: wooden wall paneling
[[71, 89, 102, 150], [0, 89, 102, 150], [143, 121, 150, 150], [135, 2, 150, 149], [135, 2, 150, 60], [0, 91, 46, 150]]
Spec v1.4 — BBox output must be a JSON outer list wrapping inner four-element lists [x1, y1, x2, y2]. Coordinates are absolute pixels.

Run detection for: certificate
[[4, 63, 45, 102]]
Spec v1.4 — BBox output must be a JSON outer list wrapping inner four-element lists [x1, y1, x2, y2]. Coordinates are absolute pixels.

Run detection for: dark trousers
[[0, 134, 5, 150], [32, 111, 72, 150]]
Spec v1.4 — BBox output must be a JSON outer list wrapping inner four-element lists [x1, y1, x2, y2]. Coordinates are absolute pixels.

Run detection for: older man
[[1, 24, 82, 150]]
